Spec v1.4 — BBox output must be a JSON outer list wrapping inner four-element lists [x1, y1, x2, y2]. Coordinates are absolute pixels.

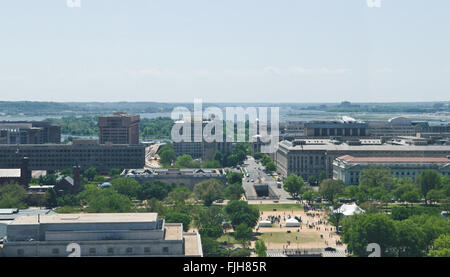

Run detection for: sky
[[0, 0, 449, 103]]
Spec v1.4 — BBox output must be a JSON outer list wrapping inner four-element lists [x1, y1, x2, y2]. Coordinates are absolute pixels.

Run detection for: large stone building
[[98, 112, 140, 145], [122, 168, 226, 190], [0, 140, 145, 171], [2, 213, 202, 257], [366, 117, 418, 138], [333, 155, 450, 186], [0, 121, 61, 144], [274, 139, 450, 181], [304, 117, 368, 137]]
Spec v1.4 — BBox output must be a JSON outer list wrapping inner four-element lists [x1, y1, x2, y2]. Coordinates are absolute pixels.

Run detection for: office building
[[0, 121, 61, 144], [0, 140, 145, 171], [274, 139, 450, 180], [304, 117, 368, 137], [98, 112, 140, 145], [2, 213, 202, 257], [333, 155, 450, 185]]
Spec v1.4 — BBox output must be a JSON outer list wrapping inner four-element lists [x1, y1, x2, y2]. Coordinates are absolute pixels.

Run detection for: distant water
[[0, 115, 62, 121]]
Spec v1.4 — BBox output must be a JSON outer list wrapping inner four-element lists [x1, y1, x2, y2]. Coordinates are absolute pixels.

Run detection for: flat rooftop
[[164, 223, 182, 241], [337, 155, 450, 163], [280, 140, 450, 151], [183, 233, 203, 256], [0, 169, 21, 178], [10, 213, 158, 225]]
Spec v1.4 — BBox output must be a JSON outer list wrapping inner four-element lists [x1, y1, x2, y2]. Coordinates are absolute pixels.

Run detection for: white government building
[[1, 213, 202, 257]]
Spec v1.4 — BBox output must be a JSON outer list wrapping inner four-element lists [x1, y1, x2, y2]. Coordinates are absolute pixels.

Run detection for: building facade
[[274, 139, 450, 181], [0, 121, 61, 144], [0, 140, 145, 171], [98, 112, 140, 145], [333, 155, 450, 186], [122, 168, 226, 190], [2, 213, 202, 257]]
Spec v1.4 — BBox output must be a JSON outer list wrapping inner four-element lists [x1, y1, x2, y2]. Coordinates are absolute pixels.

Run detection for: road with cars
[[242, 156, 291, 201]]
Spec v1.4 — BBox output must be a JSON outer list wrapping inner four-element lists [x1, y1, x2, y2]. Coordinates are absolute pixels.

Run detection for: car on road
[[250, 179, 254, 182], [324, 247, 336, 252]]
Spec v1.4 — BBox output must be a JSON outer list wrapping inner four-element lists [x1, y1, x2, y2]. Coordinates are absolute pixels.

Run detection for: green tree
[[342, 214, 397, 257], [193, 179, 224, 206], [201, 237, 227, 257], [167, 186, 192, 204], [395, 220, 427, 257], [138, 181, 173, 201], [109, 168, 121, 177], [428, 234, 450, 257], [45, 188, 58, 209], [199, 224, 223, 239], [175, 154, 200, 168], [111, 178, 140, 198], [165, 212, 191, 232], [0, 183, 27, 209], [83, 167, 97, 181], [226, 171, 243, 185], [416, 170, 442, 205], [254, 240, 267, 257], [229, 248, 251, 257], [328, 211, 344, 234], [318, 171, 327, 184], [427, 189, 445, 204], [234, 223, 253, 247], [265, 161, 277, 174], [302, 190, 315, 204], [159, 147, 176, 166], [359, 167, 395, 192], [283, 174, 304, 199], [213, 150, 224, 166], [224, 183, 245, 200], [225, 200, 259, 229], [319, 179, 345, 203], [80, 186, 132, 213], [307, 176, 317, 186], [253, 152, 263, 160]]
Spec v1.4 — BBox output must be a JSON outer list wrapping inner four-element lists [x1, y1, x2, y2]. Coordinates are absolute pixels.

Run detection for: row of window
[[17, 246, 170, 256]]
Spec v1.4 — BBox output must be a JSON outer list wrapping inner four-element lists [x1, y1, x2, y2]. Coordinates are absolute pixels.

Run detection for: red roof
[[337, 155, 450, 163]]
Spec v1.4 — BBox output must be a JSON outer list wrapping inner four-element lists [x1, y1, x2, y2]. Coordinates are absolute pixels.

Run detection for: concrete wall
[[3, 239, 184, 257]]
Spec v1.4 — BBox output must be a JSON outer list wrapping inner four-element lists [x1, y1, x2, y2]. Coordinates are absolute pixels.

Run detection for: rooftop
[[0, 169, 21, 178], [280, 140, 450, 151], [183, 233, 203, 256], [164, 223, 183, 241], [9, 213, 158, 225], [337, 155, 450, 163]]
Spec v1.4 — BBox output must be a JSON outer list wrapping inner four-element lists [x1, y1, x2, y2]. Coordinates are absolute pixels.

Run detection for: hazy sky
[[0, 0, 449, 103]]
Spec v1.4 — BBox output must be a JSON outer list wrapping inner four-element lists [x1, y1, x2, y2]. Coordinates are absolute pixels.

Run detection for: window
[[163, 247, 169, 254], [107, 248, 114, 255], [17, 249, 24, 256], [126, 247, 133, 254], [144, 247, 151, 254], [52, 248, 59, 255], [89, 248, 96, 255]]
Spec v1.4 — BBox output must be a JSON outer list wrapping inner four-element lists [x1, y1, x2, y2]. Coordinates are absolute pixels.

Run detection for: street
[[242, 156, 291, 201]]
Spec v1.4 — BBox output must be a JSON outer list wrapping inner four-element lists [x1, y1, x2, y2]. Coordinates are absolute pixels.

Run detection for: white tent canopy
[[285, 218, 300, 227], [333, 203, 365, 217], [258, 220, 272, 227]]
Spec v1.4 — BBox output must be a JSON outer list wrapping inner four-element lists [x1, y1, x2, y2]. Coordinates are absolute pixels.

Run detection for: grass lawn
[[217, 233, 239, 244], [258, 231, 321, 244], [252, 203, 303, 212]]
